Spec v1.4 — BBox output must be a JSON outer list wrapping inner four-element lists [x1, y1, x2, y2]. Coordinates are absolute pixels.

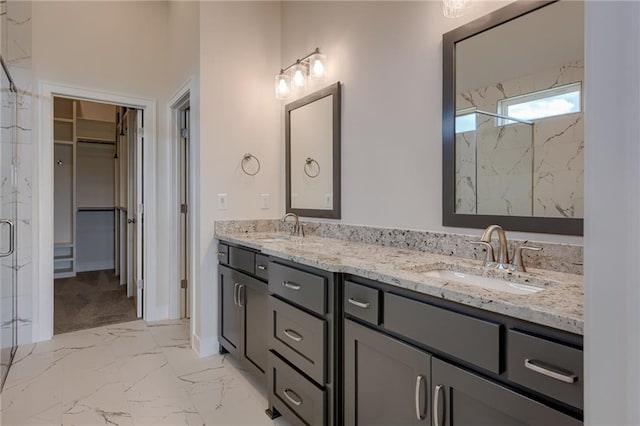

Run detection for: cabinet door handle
[[347, 298, 370, 309], [434, 384, 444, 426], [282, 281, 301, 291], [283, 329, 303, 342], [218, 251, 226, 256], [0, 219, 15, 257], [257, 264, 267, 271], [415, 375, 427, 421], [524, 359, 577, 383], [238, 284, 245, 308], [283, 388, 303, 406], [233, 283, 239, 306]]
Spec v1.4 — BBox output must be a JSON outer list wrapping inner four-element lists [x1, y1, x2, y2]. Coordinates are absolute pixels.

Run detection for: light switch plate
[[260, 193, 270, 210], [217, 193, 228, 210]]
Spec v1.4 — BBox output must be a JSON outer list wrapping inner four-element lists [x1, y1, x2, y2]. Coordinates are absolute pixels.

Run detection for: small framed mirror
[[286, 82, 341, 219], [442, 1, 584, 235]]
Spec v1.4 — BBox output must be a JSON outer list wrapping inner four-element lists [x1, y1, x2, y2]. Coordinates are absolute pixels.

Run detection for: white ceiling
[[456, 1, 584, 92]]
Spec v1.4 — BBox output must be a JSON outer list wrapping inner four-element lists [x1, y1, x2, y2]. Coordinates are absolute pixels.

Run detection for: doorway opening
[[52, 97, 144, 334]]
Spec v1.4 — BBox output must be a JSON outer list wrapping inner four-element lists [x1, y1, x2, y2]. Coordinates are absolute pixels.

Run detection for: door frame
[[34, 81, 158, 342], [168, 79, 196, 328]]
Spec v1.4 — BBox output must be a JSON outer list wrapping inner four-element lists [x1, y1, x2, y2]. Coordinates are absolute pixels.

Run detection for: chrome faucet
[[480, 225, 510, 269], [281, 212, 304, 237]]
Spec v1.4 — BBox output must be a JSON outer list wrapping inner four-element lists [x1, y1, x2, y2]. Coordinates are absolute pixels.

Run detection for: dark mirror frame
[[442, 0, 583, 236], [286, 82, 341, 219]]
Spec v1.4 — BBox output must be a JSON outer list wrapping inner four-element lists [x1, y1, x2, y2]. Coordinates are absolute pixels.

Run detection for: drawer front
[[270, 296, 326, 384], [269, 352, 326, 426], [255, 254, 270, 280], [217, 243, 229, 264], [229, 246, 255, 275], [508, 330, 583, 409], [269, 262, 327, 315], [384, 293, 502, 374], [344, 281, 379, 325]]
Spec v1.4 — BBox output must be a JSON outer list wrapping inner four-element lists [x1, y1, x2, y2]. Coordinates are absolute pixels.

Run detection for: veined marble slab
[[215, 226, 584, 335]]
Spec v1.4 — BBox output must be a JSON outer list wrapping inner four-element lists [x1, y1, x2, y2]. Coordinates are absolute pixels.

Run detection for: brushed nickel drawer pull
[[283, 329, 303, 342], [348, 298, 370, 309], [233, 283, 240, 306], [415, 375, 427, 420], [434, 384, 444, 426], [524, 359, 578, 383], [237, 284, 245, 308], [283, 388, 302, 406], [282, 281, 301, 291], [257, 264, 267, 271]]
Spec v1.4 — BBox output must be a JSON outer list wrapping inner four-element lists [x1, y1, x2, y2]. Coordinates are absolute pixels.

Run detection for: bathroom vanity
[[216, 224, 583, 426]]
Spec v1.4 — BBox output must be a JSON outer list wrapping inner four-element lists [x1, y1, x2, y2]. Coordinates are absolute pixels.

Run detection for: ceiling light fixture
[[443, 0, 471, 18]]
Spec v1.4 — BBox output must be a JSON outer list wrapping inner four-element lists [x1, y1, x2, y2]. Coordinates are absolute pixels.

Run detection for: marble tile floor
[[0, 320, 290, 426]]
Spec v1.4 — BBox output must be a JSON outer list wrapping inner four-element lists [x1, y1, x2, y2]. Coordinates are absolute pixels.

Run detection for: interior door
[[134, 109, 143, 318], [0, 58, 17, 390], [126, 109, 143, 318], [179, 107, 189, 318]]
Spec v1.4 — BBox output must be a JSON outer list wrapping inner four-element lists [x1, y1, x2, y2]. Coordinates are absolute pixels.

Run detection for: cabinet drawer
[[269, 262, 327, 315], [384, 293, 502, 374], [255, 254, 270, 280], [344, 281, 379, 325], [217, 243, 229, 264], [269, 352, 326, 426], [270, 296, 326, 384], [508, 330, 583, 410], [229, 246, 255, 274]]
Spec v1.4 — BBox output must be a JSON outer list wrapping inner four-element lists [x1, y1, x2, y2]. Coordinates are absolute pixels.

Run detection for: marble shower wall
[[455, 60, 584, 218], [4, 1, 33, 345]]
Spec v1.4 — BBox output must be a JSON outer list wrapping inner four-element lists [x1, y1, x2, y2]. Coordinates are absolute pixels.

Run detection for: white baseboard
[[192, 332, 217, 358], [76, 260, 115, 273]]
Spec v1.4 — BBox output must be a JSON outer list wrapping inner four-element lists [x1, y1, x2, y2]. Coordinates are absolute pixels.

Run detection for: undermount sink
[[256, 237, 290, 243], [424, 269, 544, 295]]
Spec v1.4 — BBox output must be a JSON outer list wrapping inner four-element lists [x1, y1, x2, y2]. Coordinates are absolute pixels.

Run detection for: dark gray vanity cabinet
[[218, 244, 269, 381], [266, 260, 338, 426], [343, 279, 583, 425], [431, 358, 581, 426], [344, 319, 431, 426]]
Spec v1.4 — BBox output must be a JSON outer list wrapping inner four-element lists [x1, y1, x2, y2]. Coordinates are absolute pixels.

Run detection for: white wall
[[32, 1, 173, 325], [584, 2, 640, 424], [196, 1, 281, 354], [281, 1, 582, 245]]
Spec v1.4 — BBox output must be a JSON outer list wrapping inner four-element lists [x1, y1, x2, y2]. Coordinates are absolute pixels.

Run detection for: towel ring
[[304, 157, 320, 178], [241, 153, 261, 176]]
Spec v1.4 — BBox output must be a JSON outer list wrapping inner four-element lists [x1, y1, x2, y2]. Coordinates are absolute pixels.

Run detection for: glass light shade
[[290, 62, 307, 91], [442, 0, 470, 18], [308, 52, 327, 83], [275, 73, 290, 100]]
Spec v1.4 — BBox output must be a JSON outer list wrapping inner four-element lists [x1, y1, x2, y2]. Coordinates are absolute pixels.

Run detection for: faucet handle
[[468, 240, 496, 267], [510, 244, 543, 273]]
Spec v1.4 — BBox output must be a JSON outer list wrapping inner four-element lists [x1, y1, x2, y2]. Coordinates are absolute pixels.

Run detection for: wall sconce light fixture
[[275, 48, 328, 101], [442, 0, 471, 18]]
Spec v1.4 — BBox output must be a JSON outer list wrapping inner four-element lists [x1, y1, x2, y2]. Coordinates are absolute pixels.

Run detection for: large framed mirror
[[442, 0, 584, 235], [286, 82, 341, 219]]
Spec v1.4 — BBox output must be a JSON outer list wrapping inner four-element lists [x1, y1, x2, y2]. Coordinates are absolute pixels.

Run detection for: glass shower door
[[0, 56, 17, 390]]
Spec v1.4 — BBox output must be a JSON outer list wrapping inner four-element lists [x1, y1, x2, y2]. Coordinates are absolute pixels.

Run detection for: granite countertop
[[215, 231, 584, 335]]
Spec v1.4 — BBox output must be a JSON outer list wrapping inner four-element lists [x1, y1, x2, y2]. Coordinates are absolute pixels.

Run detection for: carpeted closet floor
[[54, 269, 137, 335]]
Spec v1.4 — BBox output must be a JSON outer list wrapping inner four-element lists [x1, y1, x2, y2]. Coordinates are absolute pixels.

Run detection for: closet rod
[[77, 139, 116, 145]]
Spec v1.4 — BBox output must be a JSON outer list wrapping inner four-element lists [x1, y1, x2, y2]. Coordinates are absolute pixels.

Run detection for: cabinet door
[[241, 274, 268, 375], [345, 320, 431, 426], [219, 265, 241, 356], [431, 358, 581, 426]]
